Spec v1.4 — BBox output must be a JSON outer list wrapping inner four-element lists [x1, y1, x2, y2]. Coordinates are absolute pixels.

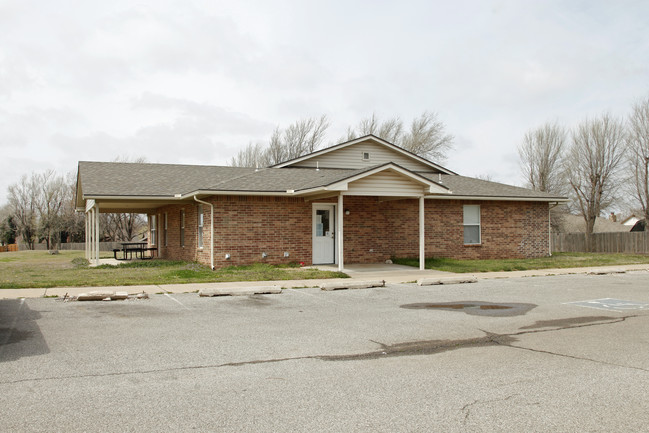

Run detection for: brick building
[[76, 135, 566, 269]]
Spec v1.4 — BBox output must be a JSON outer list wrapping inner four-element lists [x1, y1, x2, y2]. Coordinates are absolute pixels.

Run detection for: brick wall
[[385, 199, 550, 259], [148, 196, 549, 267]]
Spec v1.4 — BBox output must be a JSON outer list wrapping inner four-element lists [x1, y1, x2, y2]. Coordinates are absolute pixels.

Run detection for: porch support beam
[[337, 193, 344, 272], [94, 204, 100, 266], [85, 210, 89, 260], [90, 206, 95, 263], [419, 195, 425, 271]]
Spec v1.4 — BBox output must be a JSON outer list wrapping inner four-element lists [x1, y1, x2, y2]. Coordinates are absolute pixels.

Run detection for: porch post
[[94, 204, 100, 266], [419, 195, 425, 271], [90, 207, 95, 262], [338, 193, 344, 271], [85, 211, 89, 260]]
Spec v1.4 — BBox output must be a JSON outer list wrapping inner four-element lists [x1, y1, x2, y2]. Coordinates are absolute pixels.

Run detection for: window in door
[[315, 209, 330, 237]]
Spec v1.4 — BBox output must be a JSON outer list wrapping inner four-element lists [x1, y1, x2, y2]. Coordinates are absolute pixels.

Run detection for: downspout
[[548, 202, 559, 256], [193, 196, 215, 270]]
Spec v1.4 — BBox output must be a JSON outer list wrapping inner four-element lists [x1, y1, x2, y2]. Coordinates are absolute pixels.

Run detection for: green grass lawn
[[0, 250, 348, 289], [393, 252, 649, 273]]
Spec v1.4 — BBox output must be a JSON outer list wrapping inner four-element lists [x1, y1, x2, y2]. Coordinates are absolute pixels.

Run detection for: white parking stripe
[[164, 293, 191, 310]]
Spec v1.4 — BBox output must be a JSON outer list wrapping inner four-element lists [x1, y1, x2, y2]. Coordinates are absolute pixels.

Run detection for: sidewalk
[[2, 263, 648, 299]]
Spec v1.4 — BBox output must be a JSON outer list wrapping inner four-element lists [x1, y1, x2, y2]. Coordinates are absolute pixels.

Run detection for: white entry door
[[313, 204, 335, 264]]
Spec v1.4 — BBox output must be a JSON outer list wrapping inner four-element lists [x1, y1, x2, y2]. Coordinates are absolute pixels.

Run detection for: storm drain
[[400, 301, 536, 317]]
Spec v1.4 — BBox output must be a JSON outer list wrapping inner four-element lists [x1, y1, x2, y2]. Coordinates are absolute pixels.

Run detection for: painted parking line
[[163, 293, 191, 310], [564, 298, 649, 311]]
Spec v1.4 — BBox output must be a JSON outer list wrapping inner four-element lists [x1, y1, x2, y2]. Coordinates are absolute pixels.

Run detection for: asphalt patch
[[321, 333, 517, 361], [519, 316, 615, 330], [400, 301, 537, 317]]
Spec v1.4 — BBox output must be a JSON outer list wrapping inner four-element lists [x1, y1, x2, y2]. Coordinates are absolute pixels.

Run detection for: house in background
[[621, 214, 641, 227], [557, 214, 630, 234], [75, 135, 566, 269]]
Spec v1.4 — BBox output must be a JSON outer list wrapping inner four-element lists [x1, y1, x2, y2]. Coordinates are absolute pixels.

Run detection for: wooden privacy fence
[[552, 232, 649, 254], [0, 244, 18, 252]]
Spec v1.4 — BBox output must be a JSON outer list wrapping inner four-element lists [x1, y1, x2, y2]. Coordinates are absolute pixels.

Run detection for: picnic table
[[113, 242, 156, 260]]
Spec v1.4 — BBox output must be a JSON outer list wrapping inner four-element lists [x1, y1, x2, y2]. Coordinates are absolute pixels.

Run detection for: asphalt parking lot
[[1, 272, 649, 432]]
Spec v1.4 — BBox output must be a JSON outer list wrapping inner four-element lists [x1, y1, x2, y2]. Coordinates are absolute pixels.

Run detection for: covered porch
[[297, 164, 451, 271]]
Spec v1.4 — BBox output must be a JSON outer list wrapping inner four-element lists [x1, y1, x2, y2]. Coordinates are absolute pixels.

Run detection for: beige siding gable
[[291, 140, 438, 172], [344, 170, 428, 196]]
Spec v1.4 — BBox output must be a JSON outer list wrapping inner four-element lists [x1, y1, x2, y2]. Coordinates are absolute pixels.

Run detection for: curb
[[320, 280, 385, 291], [417, 276, 478, 286], [199, 285, 282, 297]]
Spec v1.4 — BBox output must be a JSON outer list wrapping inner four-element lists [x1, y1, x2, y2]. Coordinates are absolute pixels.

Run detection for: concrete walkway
[[2, 263, 649, 299]]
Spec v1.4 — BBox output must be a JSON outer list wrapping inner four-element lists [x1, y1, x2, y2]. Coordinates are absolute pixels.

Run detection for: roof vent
[[363, 152, 370, 160]]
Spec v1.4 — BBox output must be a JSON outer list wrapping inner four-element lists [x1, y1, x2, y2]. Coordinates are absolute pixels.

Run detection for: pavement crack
[[504, 344, 649, 373], [461, 394, 518, 424], [1, 315, 643, 386]]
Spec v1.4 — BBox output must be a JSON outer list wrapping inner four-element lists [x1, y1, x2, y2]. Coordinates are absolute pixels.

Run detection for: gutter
[[425, 195, 569, 202], [193, 196, 215, 270]]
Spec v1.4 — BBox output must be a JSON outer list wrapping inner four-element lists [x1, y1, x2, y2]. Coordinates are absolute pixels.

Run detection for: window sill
[[464, 243, 482, 247]]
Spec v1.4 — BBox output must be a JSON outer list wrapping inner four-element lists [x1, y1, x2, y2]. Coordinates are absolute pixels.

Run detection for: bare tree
[[230, 111, 453, 167], [60, 171, 86, 243], [518, 122, 569, 233], [283, 115, 330, 156], [345, 111, 453, 161], [34, 170, 67, 250], [401, 112, 453, 161], [518, 122, 568, 194], [626, 95, 649, 222], [230, 116, 330, 167], [566, 114, 626, 249], [228, 142, 269, 168], [346, 113, 404, 144], [7, 173, 38, 249]]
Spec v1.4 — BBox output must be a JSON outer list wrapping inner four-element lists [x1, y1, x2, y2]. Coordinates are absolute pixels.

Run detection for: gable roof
[[271, 134, 457, 175]]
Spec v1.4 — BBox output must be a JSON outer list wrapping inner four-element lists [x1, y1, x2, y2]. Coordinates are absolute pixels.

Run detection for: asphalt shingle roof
[[78, 161, 565, 201], [78, 161, 373, 196], [427, 174, 565, 200]]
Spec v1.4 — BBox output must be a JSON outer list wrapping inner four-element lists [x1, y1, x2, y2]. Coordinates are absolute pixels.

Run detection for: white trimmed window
[[463, 205, 481, 245], [197, 205, 204, 249], [180, 209, 185, 247], [150, 215, 157, 246], [163, 213, 168, 247]]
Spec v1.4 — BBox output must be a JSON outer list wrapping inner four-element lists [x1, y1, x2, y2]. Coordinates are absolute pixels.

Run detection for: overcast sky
[[1, 0, 648, 204]]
